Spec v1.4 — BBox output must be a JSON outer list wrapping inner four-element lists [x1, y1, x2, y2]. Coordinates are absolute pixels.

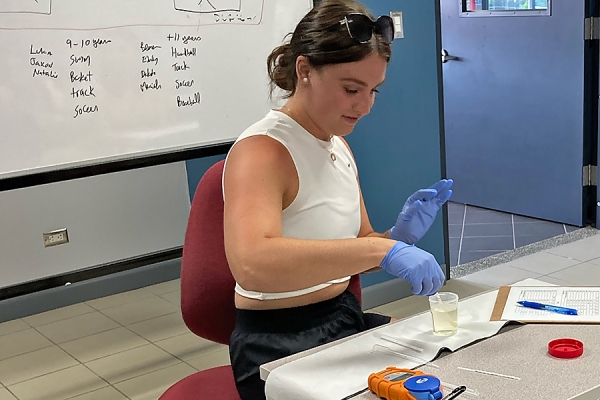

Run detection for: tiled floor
[[448, 201, 579, 267], [1, 234, 600, 400]]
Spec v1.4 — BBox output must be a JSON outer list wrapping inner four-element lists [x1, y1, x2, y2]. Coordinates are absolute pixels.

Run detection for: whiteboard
[[0, 0, 310, 178]]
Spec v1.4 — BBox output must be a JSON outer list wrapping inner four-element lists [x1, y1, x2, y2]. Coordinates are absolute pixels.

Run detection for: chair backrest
[[180, 159, 362, 345]]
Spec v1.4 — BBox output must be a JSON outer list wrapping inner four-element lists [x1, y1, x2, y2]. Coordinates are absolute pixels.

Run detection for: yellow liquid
[[431, 305, 458, 336]]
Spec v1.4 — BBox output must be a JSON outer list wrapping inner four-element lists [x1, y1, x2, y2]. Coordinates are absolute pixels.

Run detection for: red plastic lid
[[548, 338, 584, 359]]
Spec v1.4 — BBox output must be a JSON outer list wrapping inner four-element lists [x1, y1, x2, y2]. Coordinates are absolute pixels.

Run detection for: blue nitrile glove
[[390, 179, 453, 245], [380, 241, 445, 296]]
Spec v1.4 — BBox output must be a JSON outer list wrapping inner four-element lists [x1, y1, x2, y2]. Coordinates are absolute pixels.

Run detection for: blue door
[[441, 0, 585, 226]]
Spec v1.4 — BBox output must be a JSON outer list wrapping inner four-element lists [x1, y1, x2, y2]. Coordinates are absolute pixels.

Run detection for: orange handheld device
[[368, 367, 443, 400]]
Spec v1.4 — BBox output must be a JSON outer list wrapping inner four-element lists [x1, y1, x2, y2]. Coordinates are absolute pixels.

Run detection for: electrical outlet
[[43, 228, 69, 247]]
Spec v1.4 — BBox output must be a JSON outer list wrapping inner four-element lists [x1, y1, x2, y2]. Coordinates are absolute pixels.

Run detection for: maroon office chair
[[159, 159, 363, 399]]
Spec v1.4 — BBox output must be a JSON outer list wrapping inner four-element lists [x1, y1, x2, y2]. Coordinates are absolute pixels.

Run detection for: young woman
[[222, 1, 452, 398]]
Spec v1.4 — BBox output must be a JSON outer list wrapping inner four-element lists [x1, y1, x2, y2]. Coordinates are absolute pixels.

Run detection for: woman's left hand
[[390, 179, 453, 245]]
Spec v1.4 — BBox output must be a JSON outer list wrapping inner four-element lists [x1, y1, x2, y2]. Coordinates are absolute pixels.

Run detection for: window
[[462, 0, 550, 16]]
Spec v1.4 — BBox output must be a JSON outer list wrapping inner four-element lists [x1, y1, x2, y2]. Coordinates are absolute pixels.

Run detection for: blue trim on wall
[[186, 154, 226, 200], [349, 0, 445, 287]]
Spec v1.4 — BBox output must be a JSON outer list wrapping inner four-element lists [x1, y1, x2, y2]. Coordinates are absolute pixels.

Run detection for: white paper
[[500, 286, 600, 322], [264, 290, 508, 400]]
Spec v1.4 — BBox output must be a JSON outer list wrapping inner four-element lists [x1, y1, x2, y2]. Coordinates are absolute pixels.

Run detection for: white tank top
[[223, 109, 361, 300]]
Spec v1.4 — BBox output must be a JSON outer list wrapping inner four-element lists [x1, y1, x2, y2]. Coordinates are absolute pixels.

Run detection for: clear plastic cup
[[429, 292, 459, 336]]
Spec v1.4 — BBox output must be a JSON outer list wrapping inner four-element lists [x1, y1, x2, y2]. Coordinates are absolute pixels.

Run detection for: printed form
[[500, 286, 600, 322]]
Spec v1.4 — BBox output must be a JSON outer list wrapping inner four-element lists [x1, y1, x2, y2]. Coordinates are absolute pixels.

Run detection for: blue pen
[[517, 301, 578, 315]]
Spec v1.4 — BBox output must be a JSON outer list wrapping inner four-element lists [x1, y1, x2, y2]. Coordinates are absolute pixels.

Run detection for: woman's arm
[[223, 135, 395, 293]]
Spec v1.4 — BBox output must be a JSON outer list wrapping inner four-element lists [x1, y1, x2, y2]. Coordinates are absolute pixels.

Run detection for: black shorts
[[229, 290, 391, 400]]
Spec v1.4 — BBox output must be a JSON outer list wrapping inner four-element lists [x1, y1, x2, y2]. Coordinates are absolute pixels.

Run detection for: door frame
[[586, 0, 600, 227], [434, 0, 451, 277]]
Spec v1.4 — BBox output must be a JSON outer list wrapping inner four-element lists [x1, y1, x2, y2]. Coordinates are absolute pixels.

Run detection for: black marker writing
[[30, 58, 53, 68], [182, 35, 201, 44], [140, 79, 162, 92], [90, 38, 112, 48], [142, 54, 159, 66], [73, 104, 99, 119], [66, 38, 112, 49], [30, 44, 57, 78], [71, 85, 96, 99], [167, 33, 202, 44], [140, 42, 162, 52], [70, 71, 93, 83], [141, 68, 156, 78], [171, 47, 196, 58], [70, 54, 91, 67], [177, 92, 201, 107], [172, 61, 190, 72], [30, 45, 52, 56], [33, 68, 58, 79], [175, 79, 194, 89]]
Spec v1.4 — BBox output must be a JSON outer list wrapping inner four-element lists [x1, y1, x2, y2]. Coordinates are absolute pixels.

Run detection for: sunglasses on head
[[338, 13, 395, 44]]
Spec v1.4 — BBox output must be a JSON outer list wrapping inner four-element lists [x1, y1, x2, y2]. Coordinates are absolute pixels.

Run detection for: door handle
[[441, 49, 459, 63]]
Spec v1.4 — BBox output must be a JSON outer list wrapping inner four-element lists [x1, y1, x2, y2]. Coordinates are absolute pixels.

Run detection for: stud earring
[[303, 77, 308, 83]]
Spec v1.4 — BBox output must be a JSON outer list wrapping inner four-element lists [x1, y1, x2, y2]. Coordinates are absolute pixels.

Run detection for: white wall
[[0, 163, 190, 288]]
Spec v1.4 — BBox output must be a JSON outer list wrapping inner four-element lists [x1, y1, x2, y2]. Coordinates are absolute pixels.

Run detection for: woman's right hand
[[379, 241, 445, 296]]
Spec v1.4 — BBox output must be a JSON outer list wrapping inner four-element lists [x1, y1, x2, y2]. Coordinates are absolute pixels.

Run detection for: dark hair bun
[[266, 0, 391, 99], [267, 42, 296, 94]]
